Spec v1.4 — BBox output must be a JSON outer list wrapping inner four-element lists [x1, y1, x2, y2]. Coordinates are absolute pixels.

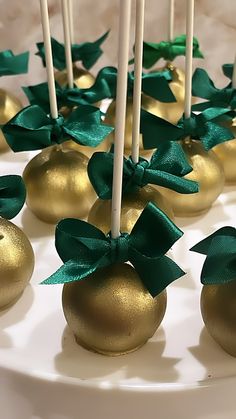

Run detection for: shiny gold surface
[[88, 185, 174, 234], [62, 136, 111, 159], [149, 64, 185, 125], [201, 282, 236, 357], [0, 218, 34, 310], [104, 67, 185, 157], [158, 139, 225, 217], [213, 119, 236, 184], [0, 89, 22, 152], [63, 263, 167, 356], [23, 145, 96, 224], [55, 65, 95, 89]]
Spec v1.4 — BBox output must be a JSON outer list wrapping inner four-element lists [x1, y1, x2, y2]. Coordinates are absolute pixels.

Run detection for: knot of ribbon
[[36, 31, 109, 71], [88, 142, 199, 200], [140, 107, 234, 151], [42, 203, 185, 297], [0, 175, 26, 219], [2, 104, 114, 152], [139, 35, 203, 69], [0, 50, 29, 76], [192, 68, 236, 111], [191, 227, 236, 286]]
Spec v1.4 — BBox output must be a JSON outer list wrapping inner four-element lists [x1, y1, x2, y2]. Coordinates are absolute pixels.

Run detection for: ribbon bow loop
[[191, 227, 236, 286], [0, 175, 26, 219], [42, 203, 185, 297], [0, 50, 29, 76]]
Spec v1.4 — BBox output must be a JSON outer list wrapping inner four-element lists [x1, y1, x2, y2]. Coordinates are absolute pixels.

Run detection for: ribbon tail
[[41, 259, 99, 285], [0, 175, 26, 219], [147, 170, 199, 194]]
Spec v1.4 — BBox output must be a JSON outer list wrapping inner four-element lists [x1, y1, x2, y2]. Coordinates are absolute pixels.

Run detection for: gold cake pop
[[88, 185, 174, 234], [63, 263, 167, 356], [213, 118, 236, 184], [0, 89, 22, 152], [0, 218, 34, 310], [55, 65, 95, 89], [158, 139, 224, 217], [23, 146, 96, 224], [201, 281, 236, 357]]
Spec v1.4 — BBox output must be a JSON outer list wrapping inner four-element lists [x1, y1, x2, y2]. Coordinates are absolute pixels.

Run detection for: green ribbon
[[192, 68, 236, 111], [0, 50, 29, 76], [140, 108, 234, 151], [139, 35, 203, 69], [81, 66, 176, 103], [0, 175, 26, 219], [222, 64, 233, 81], [88, 142, 199, 200], [2, 105, 113, 152], [23, 82, 95, 114], [42, 203, 185, 297], [36, 31, 109, 71], [191, 227, 236, 285]]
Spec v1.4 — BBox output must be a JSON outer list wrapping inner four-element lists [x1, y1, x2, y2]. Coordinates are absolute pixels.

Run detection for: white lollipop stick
[[68, 0, 74, 44], [131, 0, 145, 164], [61, 0, 74, 88], [39, 0, 58, 119], [111, 0, 132, 239], [184, 0, 194, 119], [168, 0, 175, 42], [232, 55, 236, 89]]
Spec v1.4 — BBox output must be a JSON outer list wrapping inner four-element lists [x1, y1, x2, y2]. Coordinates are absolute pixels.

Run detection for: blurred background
[[0, 0, 235, 103]]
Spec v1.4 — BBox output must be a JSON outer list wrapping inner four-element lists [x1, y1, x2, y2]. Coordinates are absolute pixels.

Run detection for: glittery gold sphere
[[23, 145, 96, 224], [63, 263, 167, 356], [213, 119, 236, 184], [0, 89, 22, 152], [55, 65, 95, 89], [201, 281, 236, 357], [0, 218, 34, 310], [149, 64, 185, 125], [157, 139, 225, 217], [88, 185, 174, 234], [62, 136, 111, 159]]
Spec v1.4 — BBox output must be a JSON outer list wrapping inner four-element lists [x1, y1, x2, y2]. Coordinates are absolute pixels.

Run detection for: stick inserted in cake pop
[[131, 0, 145, 164], [184, 0, 194, 118], [168, 0, 175, 41], [111, 0, 132, 239], [68, 0, 74, 44], [39, 0, 58, 119], [61, 0, 74, 88]]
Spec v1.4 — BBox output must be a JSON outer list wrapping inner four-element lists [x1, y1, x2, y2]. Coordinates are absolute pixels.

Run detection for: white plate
[[0, 146, 236, 419]]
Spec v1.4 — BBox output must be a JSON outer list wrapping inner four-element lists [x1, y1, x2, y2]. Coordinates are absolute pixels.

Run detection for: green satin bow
[[82, 66, 176, 103], [140, 35, 203, 69], [36, 31, 109, 71], [140, 108, 234, 151], [191, 227, 236, 285], [192, 68, 236, 111], [2, 105, 113, 152], [23, 82, 94, 114], [222, 64, 233, 81], [88, 142, 199, 200], [0, 175, 26, 219], [42, 203, 185, 297], [0, 50, 29, 76]]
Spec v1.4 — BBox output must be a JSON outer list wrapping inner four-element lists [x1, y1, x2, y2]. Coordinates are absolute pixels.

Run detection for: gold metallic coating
[[62, 136, 111, 159], [63, 263, 167, 356], [0, 89, 22, 152], [88, 185, 174, 234], [157, 139, 225, 217], [23, 145, 96, 224], [201, 282, 236, 357], [55, 65, 95, 89], [213, 119, 236, 184], [104, 66, 185, 157], [0, 218, 34, 310]]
